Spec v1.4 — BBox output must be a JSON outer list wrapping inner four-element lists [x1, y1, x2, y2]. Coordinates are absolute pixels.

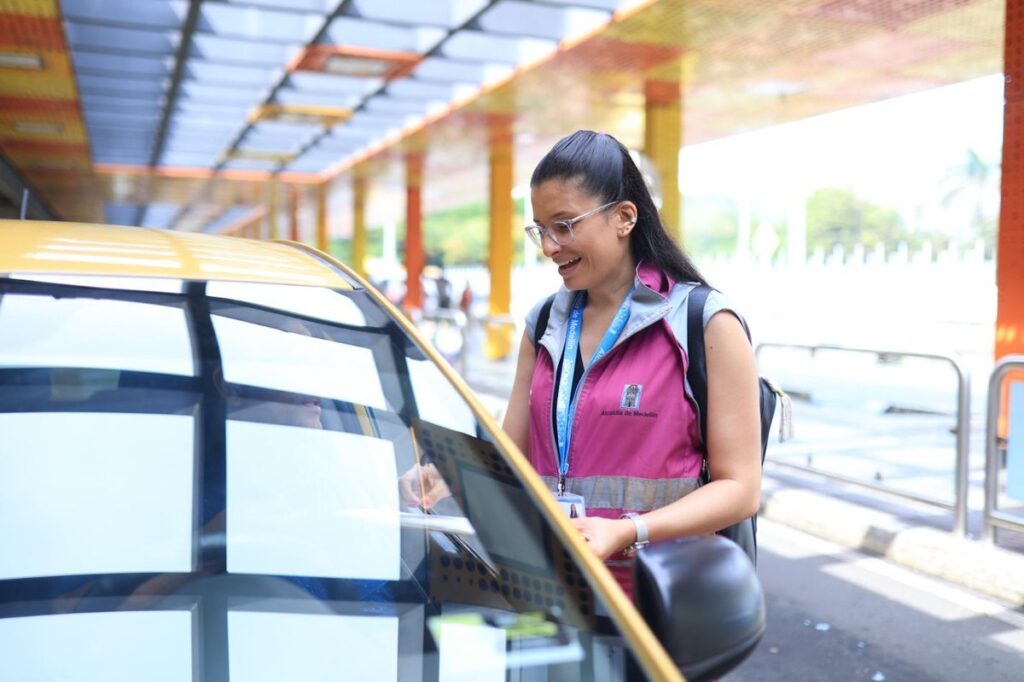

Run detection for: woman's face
[[530, 178, 632, 291]]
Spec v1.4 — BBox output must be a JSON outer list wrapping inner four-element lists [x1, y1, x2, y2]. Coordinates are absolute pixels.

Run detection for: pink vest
[[527, 263, 705, 596]]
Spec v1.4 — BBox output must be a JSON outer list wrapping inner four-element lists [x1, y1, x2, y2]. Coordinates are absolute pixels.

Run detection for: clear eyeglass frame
[[525, 201, 619, 248]]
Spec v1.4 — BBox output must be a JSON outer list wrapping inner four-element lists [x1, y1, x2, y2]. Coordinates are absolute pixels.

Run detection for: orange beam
[[404, 153, 425, 312], [0, 95, 81, 115], [0, 14, 66, 51]]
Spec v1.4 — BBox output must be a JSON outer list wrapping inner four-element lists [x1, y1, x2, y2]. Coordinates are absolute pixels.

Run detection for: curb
[[760, 484, 1024, 605]]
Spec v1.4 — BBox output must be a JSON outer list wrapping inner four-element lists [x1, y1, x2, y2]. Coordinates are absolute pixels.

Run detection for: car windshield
[[0, 274, 639, 681]]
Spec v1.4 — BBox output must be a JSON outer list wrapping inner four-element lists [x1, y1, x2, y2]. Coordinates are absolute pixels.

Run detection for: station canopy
[[0, 0, 1005, 230]]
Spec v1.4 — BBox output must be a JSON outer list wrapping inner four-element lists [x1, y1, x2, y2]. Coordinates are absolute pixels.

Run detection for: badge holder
[[555, 492, 586, 518]]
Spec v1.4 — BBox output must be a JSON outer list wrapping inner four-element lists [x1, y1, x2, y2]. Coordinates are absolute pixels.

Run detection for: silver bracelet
[[620, 512, 649, 556]]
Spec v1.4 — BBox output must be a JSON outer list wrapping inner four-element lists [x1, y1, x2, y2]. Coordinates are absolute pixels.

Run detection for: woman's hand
[[571, 516, 636, 560], [398, 463, 450, 510]]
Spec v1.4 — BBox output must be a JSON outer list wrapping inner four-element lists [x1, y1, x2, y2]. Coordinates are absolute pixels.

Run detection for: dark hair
[[530, 130, 706, 286]]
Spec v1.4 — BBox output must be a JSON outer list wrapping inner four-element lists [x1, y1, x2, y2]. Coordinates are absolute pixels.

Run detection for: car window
[[0, 411, 195, 580], [206, 281, 366, 326], [0, 294, 194, 377], [0, 276, 639, 682], [213, 312, 389, 410]]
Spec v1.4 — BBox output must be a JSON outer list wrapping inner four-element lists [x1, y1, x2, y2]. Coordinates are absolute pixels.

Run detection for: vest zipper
[[547, 297, 673, 489], [557, 327, 643, 488]]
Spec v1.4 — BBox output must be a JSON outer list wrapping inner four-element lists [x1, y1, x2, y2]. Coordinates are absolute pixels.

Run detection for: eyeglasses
[[525, 201, 618, 247]]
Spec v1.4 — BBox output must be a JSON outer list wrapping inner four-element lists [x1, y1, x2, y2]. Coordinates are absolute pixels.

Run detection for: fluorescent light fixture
[[324, 55, 393, 78], [294, 44, 419, 82], [13, 122, 62, 135], [0, 51, 43, 69]]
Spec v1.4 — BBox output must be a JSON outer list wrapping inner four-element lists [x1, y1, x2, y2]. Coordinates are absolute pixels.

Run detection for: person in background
[[459, 282, 474, 318], [501, 130, 762, 596], [436, 269, 453, 310]]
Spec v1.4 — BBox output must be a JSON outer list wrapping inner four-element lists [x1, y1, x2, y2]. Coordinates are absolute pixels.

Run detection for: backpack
[[531, 286, 792, 566], [685, 285, 791, 565]]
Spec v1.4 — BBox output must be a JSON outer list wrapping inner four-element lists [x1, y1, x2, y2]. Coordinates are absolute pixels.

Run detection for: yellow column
[[268, 179, 280, 240], [316, 182, 329, 252], [644, 79, 683, 243], [352, 174, 368, 278], [288, 185, 300, 242], [486, 123, 515, 360]]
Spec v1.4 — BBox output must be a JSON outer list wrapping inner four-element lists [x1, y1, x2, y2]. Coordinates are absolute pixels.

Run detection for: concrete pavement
[[759, 470, 1024, 605]]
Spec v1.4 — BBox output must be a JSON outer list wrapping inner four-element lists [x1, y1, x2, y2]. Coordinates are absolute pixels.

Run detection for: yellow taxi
[[0, 220, 764, 681]]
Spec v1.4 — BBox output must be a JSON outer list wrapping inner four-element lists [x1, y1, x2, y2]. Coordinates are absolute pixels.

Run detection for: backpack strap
[[685, 284, 757, 563], [685, 284, 712, 446], [684, 284, 793, 456], [532, 293, 556, 351]]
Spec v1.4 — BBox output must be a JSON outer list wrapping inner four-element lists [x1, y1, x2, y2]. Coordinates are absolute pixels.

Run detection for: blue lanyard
[[554, 288, 633, 492]]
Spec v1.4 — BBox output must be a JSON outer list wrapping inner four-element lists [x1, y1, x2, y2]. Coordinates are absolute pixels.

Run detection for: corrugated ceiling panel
[[61, 0, 188, 30]]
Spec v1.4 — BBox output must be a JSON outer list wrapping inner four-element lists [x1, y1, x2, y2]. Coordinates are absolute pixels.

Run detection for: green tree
[[941, 148, 1000, 255], [805, 187, 908, 253], [681, 196, 739, 258], [329, 228, 383, 266], [333, 199, 527, 267]]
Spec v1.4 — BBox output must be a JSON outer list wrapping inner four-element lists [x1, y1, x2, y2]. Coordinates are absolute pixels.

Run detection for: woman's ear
[[617, 201, 638, 236]]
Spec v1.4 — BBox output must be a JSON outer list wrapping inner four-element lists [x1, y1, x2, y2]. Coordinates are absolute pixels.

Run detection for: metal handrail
[[982, 355, 1024, 542], [420, 308, 469, 375], [486, 313, 517, 327], [755, 342, 971, 536]]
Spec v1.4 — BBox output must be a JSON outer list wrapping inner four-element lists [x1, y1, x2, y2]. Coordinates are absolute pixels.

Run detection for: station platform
[[456, 331, 1024, 607]]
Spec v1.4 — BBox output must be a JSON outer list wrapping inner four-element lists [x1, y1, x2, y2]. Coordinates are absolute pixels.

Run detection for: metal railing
[[755, 342, 971, 536], [982, 355, 1024, 542], [420, 309, 469, 376]]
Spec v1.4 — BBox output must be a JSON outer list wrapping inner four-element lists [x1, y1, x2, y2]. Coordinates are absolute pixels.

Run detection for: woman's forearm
[[629, 477, 760, 546]]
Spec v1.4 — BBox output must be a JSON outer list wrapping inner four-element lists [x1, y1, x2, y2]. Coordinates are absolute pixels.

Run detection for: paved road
[[725, 519, 1024, 681]]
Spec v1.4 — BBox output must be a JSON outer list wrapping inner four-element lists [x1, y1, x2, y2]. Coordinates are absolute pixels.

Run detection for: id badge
[[555, 492, 586, 518]]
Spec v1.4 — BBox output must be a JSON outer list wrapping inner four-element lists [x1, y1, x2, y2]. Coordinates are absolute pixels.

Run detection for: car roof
[[0, 220, 355, 289]]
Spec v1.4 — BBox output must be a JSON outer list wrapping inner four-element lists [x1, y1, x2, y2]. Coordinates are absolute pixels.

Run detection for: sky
[[679, 74, 1005, 213]]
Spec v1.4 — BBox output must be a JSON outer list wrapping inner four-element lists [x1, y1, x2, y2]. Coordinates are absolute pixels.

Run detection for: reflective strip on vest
[[540, 475, 700, 511], [605, 558, 634, 569]]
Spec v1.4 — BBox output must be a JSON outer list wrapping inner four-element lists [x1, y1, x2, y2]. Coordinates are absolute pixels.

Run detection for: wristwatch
[[620, 512, 649, 557]]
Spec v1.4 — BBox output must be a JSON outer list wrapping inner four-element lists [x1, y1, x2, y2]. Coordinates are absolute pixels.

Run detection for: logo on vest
[[620, 383, 643, 410]]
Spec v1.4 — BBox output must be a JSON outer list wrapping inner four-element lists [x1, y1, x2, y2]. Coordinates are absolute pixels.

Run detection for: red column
[[997, 0, 1024, 433], [404, 153, 425, 312]]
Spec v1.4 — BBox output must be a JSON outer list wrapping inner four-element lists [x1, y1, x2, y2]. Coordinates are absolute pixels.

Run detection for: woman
[[502, 130, 762, 594]]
